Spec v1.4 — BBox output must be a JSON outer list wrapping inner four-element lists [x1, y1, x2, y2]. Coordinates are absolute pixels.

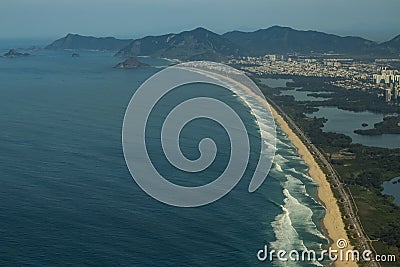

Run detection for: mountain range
[[45, 26, 400, 59], [114, 27, 241, 60], [223, 26, 377, 55]]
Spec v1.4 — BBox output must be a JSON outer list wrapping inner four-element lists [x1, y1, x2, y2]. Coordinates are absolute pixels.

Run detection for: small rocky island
[[3, 49, 30, 58], [114, 57, 149, 69]]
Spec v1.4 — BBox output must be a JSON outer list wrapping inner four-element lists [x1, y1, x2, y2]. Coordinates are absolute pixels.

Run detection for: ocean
[[0, 47, 327, 266]]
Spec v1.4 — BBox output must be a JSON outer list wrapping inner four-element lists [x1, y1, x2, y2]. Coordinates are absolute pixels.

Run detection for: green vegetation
[[355, 116, 400, 135], [256, 75, 400, 264]]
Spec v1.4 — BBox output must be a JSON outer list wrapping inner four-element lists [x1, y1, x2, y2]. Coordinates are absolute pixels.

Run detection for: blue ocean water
[[0, 47, 326, 266]]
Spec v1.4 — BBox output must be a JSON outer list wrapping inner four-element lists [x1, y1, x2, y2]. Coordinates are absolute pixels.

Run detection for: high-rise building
[[394, 84, 400, 100], [264, 54, 276, 61], [385, 88, 392, 102], [373, 67, 400, 84]]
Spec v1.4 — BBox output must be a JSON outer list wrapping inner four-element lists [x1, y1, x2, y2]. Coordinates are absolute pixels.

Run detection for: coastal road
[[265, 97, 379, 267]]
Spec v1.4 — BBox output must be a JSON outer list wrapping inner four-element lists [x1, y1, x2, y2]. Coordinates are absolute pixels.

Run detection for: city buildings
[[228, 56, 400, 105], [374, 67, 400, 103]]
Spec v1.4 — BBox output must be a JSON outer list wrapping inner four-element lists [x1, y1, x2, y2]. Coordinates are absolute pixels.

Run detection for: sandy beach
[[188, 67, 358, 266], [270, 107, 358, 267]]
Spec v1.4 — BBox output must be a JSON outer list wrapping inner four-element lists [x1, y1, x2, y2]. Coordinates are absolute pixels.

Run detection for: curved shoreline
[[182, 68, 358, 266], [270, 107, 358, 267]]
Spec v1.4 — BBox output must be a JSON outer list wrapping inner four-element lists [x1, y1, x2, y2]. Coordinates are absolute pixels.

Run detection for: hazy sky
[[1, 0, 399, 42]]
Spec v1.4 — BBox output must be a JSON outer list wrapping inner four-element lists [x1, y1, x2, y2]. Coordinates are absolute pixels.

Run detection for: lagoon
[[259, 78, 293, 88], [382, 177, 400, 207], [281, 89, 331, 102], [307, 107, 400, 148]]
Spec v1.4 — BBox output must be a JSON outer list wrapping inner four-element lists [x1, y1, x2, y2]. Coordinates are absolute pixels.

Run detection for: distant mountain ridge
[[45, 33, 132, 51], [46, 26, 400, 58], [379, 34, 400, 54], [115, 27, 242, 60], [222, 26, 377, 56]]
